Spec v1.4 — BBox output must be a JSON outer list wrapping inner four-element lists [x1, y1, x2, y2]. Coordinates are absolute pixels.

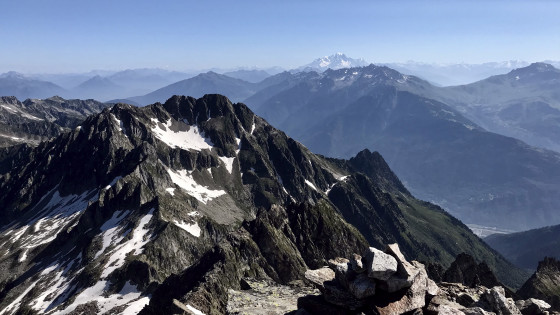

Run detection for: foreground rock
[[299, 244, 555, 315]]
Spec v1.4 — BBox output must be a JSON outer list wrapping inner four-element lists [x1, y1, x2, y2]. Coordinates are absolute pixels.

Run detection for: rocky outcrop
[[518, 257, 560, 311], [300, 246, 552, 315], [301, 243, 438, 314]]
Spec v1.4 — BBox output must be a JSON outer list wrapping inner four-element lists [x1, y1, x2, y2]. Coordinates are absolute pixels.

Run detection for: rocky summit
[[0, 94, 533, 314]]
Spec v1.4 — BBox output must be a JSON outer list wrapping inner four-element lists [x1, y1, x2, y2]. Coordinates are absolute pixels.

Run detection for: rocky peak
[[0, 96, 21, 105]]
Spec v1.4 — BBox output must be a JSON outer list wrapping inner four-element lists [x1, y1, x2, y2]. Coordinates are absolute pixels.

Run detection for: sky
[[0, 0, 558, 73]]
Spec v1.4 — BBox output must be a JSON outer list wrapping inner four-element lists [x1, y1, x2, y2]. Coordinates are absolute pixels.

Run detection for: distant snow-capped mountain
[[296, 53, 369, 72]]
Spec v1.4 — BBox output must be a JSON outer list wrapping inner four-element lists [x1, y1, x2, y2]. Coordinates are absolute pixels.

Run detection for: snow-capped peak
[[298, 53, 369, 72]]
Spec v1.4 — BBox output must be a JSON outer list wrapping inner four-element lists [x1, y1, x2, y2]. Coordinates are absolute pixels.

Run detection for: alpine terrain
[[245, 64, 560, 231], [0, 94, 528, 314]]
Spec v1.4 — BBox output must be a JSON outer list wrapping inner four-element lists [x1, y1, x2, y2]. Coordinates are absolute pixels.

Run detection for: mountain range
[[243, 64, 560, 231], [485, 224, 560, 270], [0, 95, 528, 314], [3, 60, 560, 233], [436, 62, 560, 153]]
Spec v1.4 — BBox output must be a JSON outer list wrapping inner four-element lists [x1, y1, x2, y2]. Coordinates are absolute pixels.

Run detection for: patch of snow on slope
[[110, 113, 126, 135], [304, 179, 318, 192], [101, 209, 154, 278], [94, 210, 131, 259], [219, 156, 236, 174], [174, 220, 201, 237], [151, 118, 213, 151], [0, 280, 39, 315], [55, 280, 147, 315], [104, 176, 122, 190], [166, 187, 176, 196], [0, 189, 96, 260], [167, 168, 226, 204]]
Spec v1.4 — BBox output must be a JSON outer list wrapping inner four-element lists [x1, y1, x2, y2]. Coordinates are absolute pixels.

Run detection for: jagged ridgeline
[[0, 94, 526, 314]]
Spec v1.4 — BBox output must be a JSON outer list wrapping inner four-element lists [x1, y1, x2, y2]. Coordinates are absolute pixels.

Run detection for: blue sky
[[1, 0, 558, 73]]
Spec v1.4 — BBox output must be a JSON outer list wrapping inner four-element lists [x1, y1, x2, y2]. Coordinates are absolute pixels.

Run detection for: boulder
[[482, 286, 522, 315], [305, 267, 335, 291], [381, 261, 424, 293], [365, 247, 398, 281], [426, 278, 440, 297], [373, 264, 429, 315], [348, 273, 376, 299], [515, 298, 551, 315], [328, 257, 354, 289]]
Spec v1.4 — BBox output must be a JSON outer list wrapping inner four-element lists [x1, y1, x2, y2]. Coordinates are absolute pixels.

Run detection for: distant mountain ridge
[[243, 64, 560, 231], [485, 224, 560, 270], [0, 72, 67, 100], [436, 62, 560, 153], [0, 95, 108, 147]]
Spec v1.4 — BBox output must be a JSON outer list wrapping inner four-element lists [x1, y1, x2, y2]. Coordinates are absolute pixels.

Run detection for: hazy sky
[[1, 0, 558, 73]]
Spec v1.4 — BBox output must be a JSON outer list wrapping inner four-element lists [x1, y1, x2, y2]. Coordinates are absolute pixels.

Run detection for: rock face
[[517, 257, 560, 311]]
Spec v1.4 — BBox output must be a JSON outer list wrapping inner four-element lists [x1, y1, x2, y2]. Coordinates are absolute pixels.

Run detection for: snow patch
[[151, 118, 213, 151], [219, 156, 236, 174], [110, 113, 126, 136], [174, 220, 201, 237], [104, 176, 122, 190], [187, 304, 206, 315], [166, 187, 176, 196], [304, 179, 318, 192], [250, 122, 256, 134], [100, 209, 154, 278], [55, 280, 148, 315], [167, 168, 226, 204]]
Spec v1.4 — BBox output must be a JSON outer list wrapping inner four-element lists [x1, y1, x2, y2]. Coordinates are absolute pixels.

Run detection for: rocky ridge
[[0, 96, 108, 147], [0, 95, 527, 314]]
